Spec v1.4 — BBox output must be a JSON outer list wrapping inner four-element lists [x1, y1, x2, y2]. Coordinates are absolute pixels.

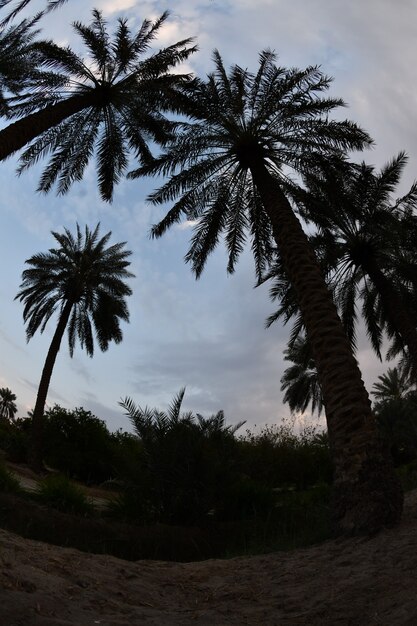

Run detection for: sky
[[1, 0, 417, 433]]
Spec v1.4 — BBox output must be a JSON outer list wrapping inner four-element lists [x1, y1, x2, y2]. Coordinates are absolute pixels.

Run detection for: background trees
[[15, 223, 133, 470]]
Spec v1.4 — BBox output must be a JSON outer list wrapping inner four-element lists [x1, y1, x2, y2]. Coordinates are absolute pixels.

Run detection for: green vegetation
[[36, 474, 94, 515], [0, 385, 416, 560]]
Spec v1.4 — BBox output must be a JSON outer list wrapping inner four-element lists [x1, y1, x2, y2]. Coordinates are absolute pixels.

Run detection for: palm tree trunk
[[364, 259, 417, 371], [29, 300, 73, 472], [250, 160, 403, 534], [0, 94, 94, 161]]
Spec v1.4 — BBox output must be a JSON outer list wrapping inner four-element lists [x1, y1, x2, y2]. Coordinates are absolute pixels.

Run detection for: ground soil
[[1, 488, 417, 625]]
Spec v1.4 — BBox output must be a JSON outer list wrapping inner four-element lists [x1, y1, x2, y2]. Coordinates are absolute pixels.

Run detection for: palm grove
[[2, 2, 417, 536]]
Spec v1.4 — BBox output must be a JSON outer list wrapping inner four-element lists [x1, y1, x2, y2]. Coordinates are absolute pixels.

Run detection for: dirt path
[[1, 491, 417, 625]]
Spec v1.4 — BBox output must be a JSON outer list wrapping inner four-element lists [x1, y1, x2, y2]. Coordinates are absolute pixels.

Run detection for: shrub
[[238, 419, 332, 490], [0, 461, 22, 494], [36, 474, 94, 515]]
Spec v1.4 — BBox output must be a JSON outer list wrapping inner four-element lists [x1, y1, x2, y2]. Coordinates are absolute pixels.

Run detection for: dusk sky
[[1, 0, 417, 433]]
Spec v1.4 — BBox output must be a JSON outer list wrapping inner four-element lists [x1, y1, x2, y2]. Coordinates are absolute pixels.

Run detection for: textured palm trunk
[[0, 94, 94, 161], [363, 259, 417, 371], [250, 160, 403, 534], [29, 300, 73, 473]]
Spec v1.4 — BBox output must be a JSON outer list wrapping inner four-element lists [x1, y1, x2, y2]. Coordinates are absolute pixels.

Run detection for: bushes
[[43, 406, 116, 484], [238, 419, 332, 490], [36, 474, 94, 515]]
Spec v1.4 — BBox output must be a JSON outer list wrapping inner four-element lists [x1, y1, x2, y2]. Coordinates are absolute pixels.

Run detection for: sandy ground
[[1, 491, 417, 625]]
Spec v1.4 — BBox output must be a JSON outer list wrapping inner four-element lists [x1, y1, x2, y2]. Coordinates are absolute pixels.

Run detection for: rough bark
[[0, 94, 94, 161], [29, 300, 74, 473], [250, 160, 403, 535]]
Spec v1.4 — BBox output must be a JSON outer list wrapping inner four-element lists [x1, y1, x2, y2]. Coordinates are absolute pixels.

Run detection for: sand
[[1, 490, 417, 625]]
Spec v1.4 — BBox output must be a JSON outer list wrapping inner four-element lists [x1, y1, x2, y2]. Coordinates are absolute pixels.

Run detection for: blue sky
[[1, 0, 417, 432]]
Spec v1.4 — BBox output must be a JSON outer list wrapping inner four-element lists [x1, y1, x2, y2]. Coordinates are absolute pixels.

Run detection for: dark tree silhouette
[[15, 223, 133, 471], [0, 387, 17, 420], [0, 9, 196, 201]]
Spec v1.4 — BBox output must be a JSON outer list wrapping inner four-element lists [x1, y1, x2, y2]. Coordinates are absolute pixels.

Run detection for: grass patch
[[36, 474, 94, 516]]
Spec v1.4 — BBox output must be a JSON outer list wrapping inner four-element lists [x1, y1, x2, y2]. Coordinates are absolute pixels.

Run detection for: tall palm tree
[[15, 223, 134, 471], [0, 9, 196, 201], [131, 50, 403, 534], [0, 387, 17, 420]]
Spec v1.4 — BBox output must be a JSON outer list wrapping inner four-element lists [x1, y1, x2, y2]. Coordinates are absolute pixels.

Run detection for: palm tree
[[0, 14, 47, 115], [119, 389, 244, 523], [280, 335, 323, 416], [131, 50, 403, 534], [290, 154, 417, 369], [372, 367, 417, 465], [0, 387, 17, 420], [1, 0, 67, 27], [0, 9, 196, 201], [372, 367, 414, 405], [15, 223, 134, 471]]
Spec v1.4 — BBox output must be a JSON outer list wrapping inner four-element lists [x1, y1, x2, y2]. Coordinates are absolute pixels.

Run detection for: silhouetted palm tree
[[131, 50, 402, 533], [15, 223, 133, 470], [0, 387, 17, 420], [1, 0, 67, 27], [372, 367, 414, 405], [0, 14, 47, 115], [0, 9, 196, 201], [280, 335, 323, 416], [293, 154, 417, 369]]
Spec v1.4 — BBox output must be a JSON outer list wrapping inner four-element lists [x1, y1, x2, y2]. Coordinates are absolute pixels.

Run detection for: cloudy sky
[[1, 0, 417, 433]]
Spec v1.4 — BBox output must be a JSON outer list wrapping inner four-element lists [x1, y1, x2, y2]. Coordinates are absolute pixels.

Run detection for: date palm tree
[[372, 367, 413, 405], [131, 50, 403, 534], [280, 335, 323, 416], [15, 223, 134, 471], [0, 14, 47, 115], [1, 0, 67, 27], [293, 154, 417, 369], [0, 387, 17, 420], [0, 9, 196, 201]]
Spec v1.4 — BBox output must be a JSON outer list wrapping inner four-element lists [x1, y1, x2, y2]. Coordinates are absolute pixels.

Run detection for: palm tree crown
[[295, 154, 417, 363], [16, 223, 133, 355], [280, 335, 323, 416], [0, 14, 47, 115], [372, 367, 414, 405], [0, 387, 17, 420], [132, 49, 369, 279], [1, 9, 196, 201]]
